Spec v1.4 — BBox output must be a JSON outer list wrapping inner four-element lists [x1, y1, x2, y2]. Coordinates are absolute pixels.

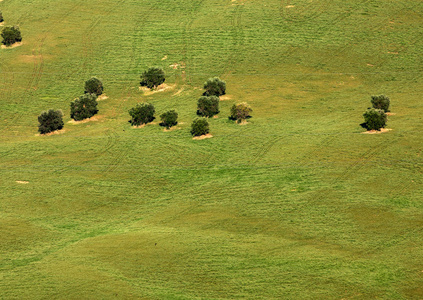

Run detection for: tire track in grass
[[224, 2, 244, 76], [249, 136, 284, 166]]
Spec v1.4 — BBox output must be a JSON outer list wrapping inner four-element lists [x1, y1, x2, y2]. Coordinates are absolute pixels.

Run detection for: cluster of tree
[[362, 95, 390, 131], [38, 67, 253, 137], [1, 25, 22, 46], [38, 77, 103, 134]]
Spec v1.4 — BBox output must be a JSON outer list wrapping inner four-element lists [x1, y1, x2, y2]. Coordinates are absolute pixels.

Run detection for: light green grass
[[1, 0, 423, 298]]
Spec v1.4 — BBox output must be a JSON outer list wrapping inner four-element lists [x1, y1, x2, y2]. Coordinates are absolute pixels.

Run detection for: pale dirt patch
[[238, 120, 248, 125], [68, 115, 103, 124], [161, 55, 168, 60], [16, 181, 29, 184], [97, 94, 108, 101], [367, 63, 374, 67], [213, 115, 219, 119], [386, 112, 396, 116], [362, 128, 392, 134], [220, 95, 232, 101], [286, 5, 295, 8], [0, 22, 4, 26], [132, 121, 157, 129], [1, 42, 23, 49], [36, 129, 66, 136], [169, 63, 179, 69], [193, 134, 213, 140], [139, 83, 176, 95], [173, 88, 184, 96]]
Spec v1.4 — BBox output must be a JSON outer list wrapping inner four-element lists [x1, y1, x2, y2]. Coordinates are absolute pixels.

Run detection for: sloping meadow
[[1, 0, 423, 298]]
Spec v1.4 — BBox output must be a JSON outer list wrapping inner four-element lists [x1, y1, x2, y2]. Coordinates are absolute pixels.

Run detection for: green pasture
[[1, 0, 423, 298]]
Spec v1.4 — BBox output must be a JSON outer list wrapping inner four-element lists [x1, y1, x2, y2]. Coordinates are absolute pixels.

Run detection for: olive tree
[[1, 26, 22, 46], [160, 110, 178, 129], [230, 102, 252, 123], [140, 67, 165, 89], [197, 96, 219, 117], [203, 77, 226, 96], [191, 118, 209, 136], [129, 103, 155, 126], [85, 77, 104, 96], [38, 109, 64, 134], [70, 93, 98, 121], [371, 95, 390, 112], [363, 108, 387, 131]]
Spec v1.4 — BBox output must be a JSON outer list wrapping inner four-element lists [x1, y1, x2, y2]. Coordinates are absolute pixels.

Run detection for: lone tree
[[70, 93, 99, 121], [197, 96, 219, 117], [85, 77, 104, 96], [191, 118, 209, 136], [38, 109, 64, 134], [1, 26, 22, 46], [140, 67, 165, 89], [363, 108, 387, 131], [371, 94, 390, 112], [160, 110, 178, 129], [203, 77, 226, 96], [230, 102, 252, 123], [129, 103, 155, 126]]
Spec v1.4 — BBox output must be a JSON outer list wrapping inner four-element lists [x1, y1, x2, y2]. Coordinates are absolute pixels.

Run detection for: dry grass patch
[[36, 129, 66, 136], [139, 83, 176, 96], [220, 95, 232, 101], [16, 181, 29, 184], [97, 94, 108, 101], [68, 115, 103, 124]]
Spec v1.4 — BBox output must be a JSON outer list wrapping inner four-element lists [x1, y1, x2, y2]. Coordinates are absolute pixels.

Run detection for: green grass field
[[1, 0, 423, 298]]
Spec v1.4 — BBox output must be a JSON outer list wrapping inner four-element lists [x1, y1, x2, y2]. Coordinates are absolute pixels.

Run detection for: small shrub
[[0, 11, 4, 23], [140, 67, 165, 89], [84, 77, 104, 96], [1, 26, 22, 46], [70, 93, 98, 121], [197, 96, 220, 117], [191, 118, 209, 136], [160, 110, 178, 129], [129, 103, 155, 126], [38, 109, 64, 134], [230, 102, 252, 123], [363, 108, 387, 131], [203, 77, 226, 96], [371, 94, 390, 112]]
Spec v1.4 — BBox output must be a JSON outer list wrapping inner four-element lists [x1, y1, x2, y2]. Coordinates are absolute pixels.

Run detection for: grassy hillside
[[1, 0, 423, 298]]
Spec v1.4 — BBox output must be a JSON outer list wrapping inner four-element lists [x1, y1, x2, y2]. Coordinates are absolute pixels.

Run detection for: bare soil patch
[[173, 88, 184, 96], [16, 181, 29, 184], [161, 55, 168, 60], [219, 95, 232, 101], [1, 42, 23, 49], [193, 134, 213, 140], [386, 112, 396, 116], [132, 121, 157, 129], [139, 83, 176, 96], [97, 94, 108, 101], [362, 128, 392, 134]]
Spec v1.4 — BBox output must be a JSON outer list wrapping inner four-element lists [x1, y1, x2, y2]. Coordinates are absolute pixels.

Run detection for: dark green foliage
[[38, 109, 64, 134], [1, 26, 22, 46], [203, 77, 226, 96], [371, 95, 390, 112], [363, 108, 387, 131], [84, 77, 104, 96], [0, 11, 4, 23], [230, 102, 252, 123], [129, 103, 155, 126], [160, 110, 178, 129], [191, 118, 209, 136], [197, 96, 220, 117], [140, 67, 165, 89], [70, 93, 99, 121]]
